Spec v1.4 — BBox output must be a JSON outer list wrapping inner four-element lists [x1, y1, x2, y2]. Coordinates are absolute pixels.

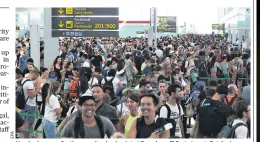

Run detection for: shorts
[[64, 81, 70, 90], [22, 104, 36, 124], [42, 119, 57, 138]]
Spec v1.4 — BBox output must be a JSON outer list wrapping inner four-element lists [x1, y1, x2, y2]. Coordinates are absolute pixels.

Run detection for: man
[[136, 79, 152, 95], [198, 85, 233, 138], [22, 58, 34, 76], [61, 95, 116, 138], [242, 80, 250, 104], [232, 100, 251, 138], [82, 54, 91, 68], [158, 84, 184, 138], [157, 80, 168, 107], [224, 84, 240, 109], [128, 94, 170, 138], [102, 60, 112, 76], [197, 80, 218, 107], [91, 49, 103, 68], [93, 67, 103, 85], [91, 84, 119, 126], [142, 58, 156, 76], [21, 69, 41, 138], [18, 50, 29, 72]]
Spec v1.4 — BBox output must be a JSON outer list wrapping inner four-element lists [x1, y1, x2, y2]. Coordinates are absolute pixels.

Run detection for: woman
[[220, 55, 229, 85], [118, 93, 140, 137], [63, 62, 74, 103], [124, 54, 134, 83], [50, 56, 63, 82], [24, 63, 35, 77], [208, 55, 221, 78], [78, 76, 91, 96], [116, 59, 127, 85], [33, 83, 50, 138], [36, 68, 49, 112], [42, 81, 62, 138]]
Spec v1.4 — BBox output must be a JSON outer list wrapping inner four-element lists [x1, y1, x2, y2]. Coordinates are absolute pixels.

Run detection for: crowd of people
[[15, 33, 251, 139]]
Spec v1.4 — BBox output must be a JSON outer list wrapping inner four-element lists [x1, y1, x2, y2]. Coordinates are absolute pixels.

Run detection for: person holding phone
[[128, 94, 170, 138]]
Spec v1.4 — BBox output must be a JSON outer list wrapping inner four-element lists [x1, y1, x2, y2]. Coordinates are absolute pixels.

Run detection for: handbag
[[190, 115, 203, 138]]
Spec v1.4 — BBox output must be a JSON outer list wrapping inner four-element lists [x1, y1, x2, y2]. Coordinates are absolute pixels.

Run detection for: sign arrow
[[58, 8, 64, 14], [58, 21, 64, 28]]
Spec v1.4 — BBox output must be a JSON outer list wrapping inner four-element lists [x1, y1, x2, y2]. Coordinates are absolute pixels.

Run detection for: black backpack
[[74, 115, 105, 138], [198, 98, 226, 137], [198, 62, 208, 80], [16, 79, 30, 109], [103, 77, 115, 95], [158, 103, 180, 137]]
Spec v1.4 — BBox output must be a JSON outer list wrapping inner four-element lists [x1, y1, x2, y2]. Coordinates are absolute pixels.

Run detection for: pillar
[[44, 8, 59, 69], [30, 25, 40, 69]]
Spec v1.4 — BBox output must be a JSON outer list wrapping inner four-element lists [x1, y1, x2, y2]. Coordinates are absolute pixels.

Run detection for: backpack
[[103, 77, 115, 97], [217, 122, 248, 138], [185, 90, 201, 118], [69, 80, 78, 97], [198, 62, 208, 80], [158, 103, 180, 137], [16, 79, 30, 109], [74, 115, 105, 138], [223, 96, 238, 109], [198, 98, 225, 137]]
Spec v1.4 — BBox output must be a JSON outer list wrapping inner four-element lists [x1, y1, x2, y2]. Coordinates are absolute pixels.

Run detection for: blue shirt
[[19, 56, 29, 72]]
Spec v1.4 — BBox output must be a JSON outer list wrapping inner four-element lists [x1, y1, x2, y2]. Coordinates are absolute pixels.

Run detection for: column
[[30, 25, 40, 69], [44, 8, 59, 68]]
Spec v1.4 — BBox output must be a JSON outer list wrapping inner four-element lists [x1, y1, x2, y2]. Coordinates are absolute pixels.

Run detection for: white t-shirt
[[159, 103, 184, 137], [232, 119, 248, 138], [101, 76, 120, 94], [116, 103, 129, 116], [36, 83, 44, 102], [88, 77, 99, 88], [66, 105, 78, 117], [22, 78, 36, 107], [155, 49, 163, 58], [44, 94, 61, 123], [82, 60, 91, 67]]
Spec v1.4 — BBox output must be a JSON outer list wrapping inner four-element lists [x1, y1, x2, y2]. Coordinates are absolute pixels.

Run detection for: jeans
[[42, 119, 57, 138]]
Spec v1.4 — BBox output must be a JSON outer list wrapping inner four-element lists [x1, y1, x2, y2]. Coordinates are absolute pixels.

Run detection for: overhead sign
[[52, 30, 119, 37], [52, 17, 119, 30], [51, 7, 119, 37], [212, 24, 225, 30], [157, 16, 177, 33], [52, 7, 119, 16], [136, 31, 145, 34]]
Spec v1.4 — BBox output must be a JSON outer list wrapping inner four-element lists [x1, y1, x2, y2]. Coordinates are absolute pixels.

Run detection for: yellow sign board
[[66, 8, 73, 14], [66, 20, 73, 28]]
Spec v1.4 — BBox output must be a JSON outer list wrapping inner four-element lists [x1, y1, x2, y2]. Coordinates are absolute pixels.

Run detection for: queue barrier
[[18, 112, 64, 138]]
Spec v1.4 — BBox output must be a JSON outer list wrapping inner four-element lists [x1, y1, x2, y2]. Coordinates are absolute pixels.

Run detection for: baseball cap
[[79, 95, 95, 106]]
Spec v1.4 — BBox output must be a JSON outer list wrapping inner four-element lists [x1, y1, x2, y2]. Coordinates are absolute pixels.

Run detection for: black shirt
[[91, 55, 103, 67], [198, 89, 216, 101], [136, 116, 167, 138]]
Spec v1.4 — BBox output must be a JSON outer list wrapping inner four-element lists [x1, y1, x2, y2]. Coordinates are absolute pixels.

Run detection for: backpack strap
[[225, 96, 237, 107], [95, 115, 105, 138], [74, 115, 105, 138], [22, 79, 31, 103], [177, 103, 181, 116], [231, 122, 248, 138], [70, 106, 75, 115], [158, 104, 171, 118]]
